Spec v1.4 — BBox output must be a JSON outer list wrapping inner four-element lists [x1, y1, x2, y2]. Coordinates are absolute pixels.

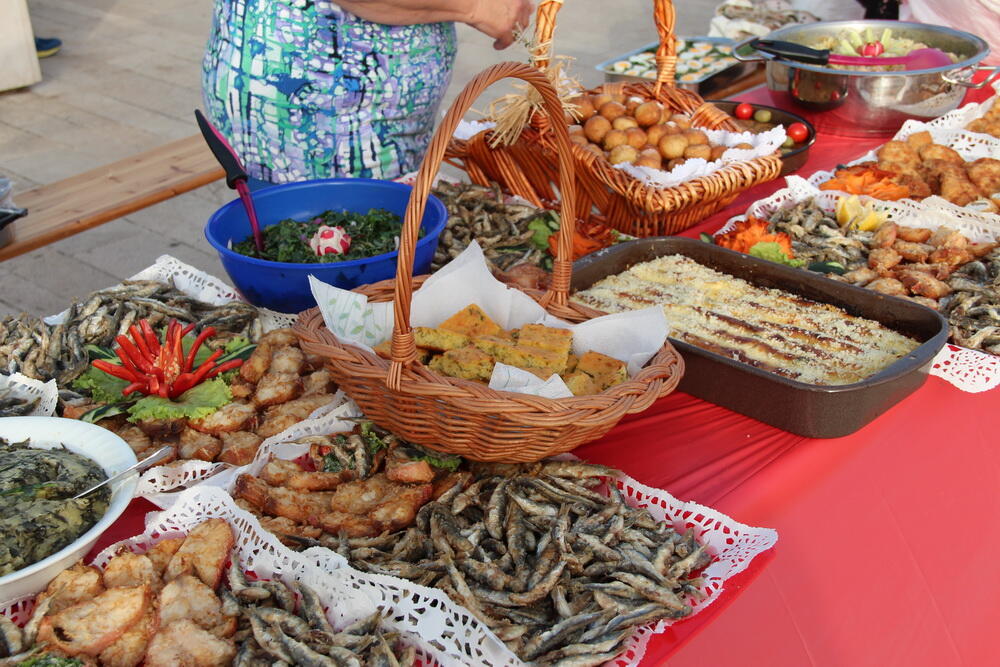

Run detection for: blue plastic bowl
[[205, 178, 447, 313]]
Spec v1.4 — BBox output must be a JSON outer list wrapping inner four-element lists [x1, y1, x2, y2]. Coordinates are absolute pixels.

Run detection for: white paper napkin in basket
[[309, 242, 669, 398]]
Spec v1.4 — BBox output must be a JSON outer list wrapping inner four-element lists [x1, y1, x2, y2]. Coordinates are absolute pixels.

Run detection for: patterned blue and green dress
[[202, 1, 457, 182]]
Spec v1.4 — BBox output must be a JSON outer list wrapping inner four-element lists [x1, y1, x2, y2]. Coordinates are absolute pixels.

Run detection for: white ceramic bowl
[[0, 417, 138, 602]]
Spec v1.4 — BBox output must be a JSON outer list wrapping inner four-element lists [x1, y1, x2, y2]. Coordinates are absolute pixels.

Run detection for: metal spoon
[[73, 446, 174, 499]]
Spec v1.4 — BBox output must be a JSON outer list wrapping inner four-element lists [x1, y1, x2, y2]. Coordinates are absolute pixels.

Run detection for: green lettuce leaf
[[412, 451, 463, 472], [749, 242, 805, 268], [127, 378, 232, 423], [71, 365, 130, 404]]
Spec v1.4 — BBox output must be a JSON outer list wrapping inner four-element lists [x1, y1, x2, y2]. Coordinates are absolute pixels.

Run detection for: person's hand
[[468, 0, 535, 50]]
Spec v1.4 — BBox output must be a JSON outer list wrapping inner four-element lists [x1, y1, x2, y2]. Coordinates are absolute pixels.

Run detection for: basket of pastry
[[294, 62, 684, 462], [443, 0, 782, 237]]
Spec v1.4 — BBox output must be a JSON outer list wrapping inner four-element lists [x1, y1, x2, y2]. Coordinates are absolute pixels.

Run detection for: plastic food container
[[0, 417, 138, 603], [571, 237, 949, 438], [205, 178, 447, 314]]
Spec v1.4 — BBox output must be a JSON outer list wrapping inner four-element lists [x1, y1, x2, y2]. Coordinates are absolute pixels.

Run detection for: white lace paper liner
[[453, 119, 497, 142], [717, 176, 1000, 393], [0, 372, 58, 416], [614, 125, 786, 189], [119, 454, 776, 667]]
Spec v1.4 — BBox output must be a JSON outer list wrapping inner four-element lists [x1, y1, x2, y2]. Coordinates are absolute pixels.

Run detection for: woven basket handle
[[532, 0, 677, 95], [385, 62, 578, 390]]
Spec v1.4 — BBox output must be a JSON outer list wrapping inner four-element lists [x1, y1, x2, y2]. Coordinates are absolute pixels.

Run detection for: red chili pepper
[[205, 358, 243, 379], [183, 327, 217, 372], [122, 381, 146, 396], [141, 320, 160, 355], [93, 359, 139, 382]]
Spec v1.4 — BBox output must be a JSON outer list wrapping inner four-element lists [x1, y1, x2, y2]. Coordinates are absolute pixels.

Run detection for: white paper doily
[[717, 176, 1000, 393], [0, 372, 58, 416]]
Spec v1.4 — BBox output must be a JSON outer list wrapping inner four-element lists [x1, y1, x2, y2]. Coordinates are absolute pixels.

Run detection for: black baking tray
[[571, 237, 949, 438]]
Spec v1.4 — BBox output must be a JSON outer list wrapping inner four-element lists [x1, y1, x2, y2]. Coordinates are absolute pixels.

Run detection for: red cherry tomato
[[734, 102, 754, 120], [787, 122, 809, 143]]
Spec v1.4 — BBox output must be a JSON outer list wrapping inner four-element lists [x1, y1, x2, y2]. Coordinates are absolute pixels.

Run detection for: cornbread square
[[565, 354, 579, 373], [435, 345, 495, 381], [494, 344, 567, 374], [438, 304, 503, 337], [472, 335, 518, 358], [518, 324, 573, 353], [373, 339, 392, 359], [562, 371, 601, 396], [576, 351, 628, 389], [413, 327, 471, 351]]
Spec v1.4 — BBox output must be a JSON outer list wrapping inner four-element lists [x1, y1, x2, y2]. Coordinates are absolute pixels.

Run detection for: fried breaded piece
[[866, 277, 908, 296], [178, 427, 222, 462], [144, 619, 235, 667], [37, 563, 104, 615], [891, 240, 931, 263], [905, 131, 933, 150], [302, 369, 335, 396], [228, 377, 254, 400], [438, 304, 503, 337], [260, 328, 298, 347], [233, 474, 335, 524], [135, 418, 185, 439], [928, 226, 969, 248], [868, 247, 903, 273], [896, 226, 933, 243], [260, 458, 353, 491], [918, 143, 963, 164], [320, 474, 434, 537], [239, 341, 272, 383], [103, 552, 160, 591], [871, 221, 898, 249], [253, 372, 304, 408], [144, 538, 184, 579], [164, 519, 234, 588], [970, 241, 998, 258], [876, 140, 920, 170], [114, 425, 153, 458], [940, 174, 983, 207], [189, 401, 257, 435], [159, 574, 233, 637], [38, 585, 151, 657], [98, 603, 157, 667], [255, 393, 339, 438], [218, 431, 263, 466], [929, 246, 975, 267], [269, 345, 305, 375], [385, 448, 435, 484], [897, 270, 952, 299], [965, 157, 1000, 196]]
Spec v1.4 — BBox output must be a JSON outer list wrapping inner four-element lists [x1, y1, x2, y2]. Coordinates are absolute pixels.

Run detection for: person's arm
[[334, 0, 534, 49]]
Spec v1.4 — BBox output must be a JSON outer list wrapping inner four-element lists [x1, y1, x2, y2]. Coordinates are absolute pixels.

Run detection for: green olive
[[753, 109, 772, 123], [782, 136, 795, 148]]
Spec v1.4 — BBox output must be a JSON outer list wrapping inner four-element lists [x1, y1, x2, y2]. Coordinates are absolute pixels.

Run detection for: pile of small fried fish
[[0, 279, 262, 384], [332, 460, 712, 666], [942, 247, 1000, 353], [227, 559, 417, 667], [430, 181, 552, 272], [0, 385, 39, 416]]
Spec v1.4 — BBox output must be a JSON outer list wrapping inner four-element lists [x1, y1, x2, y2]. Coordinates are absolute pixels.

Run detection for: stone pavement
[[0, 0, 715, 316]]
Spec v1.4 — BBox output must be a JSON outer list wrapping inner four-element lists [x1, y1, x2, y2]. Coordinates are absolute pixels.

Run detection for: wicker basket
[[294, 62, 684, 463], [444, 0, 782, 238]]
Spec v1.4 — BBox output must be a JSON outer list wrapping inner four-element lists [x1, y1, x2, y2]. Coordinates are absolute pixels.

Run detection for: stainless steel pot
[[734, 20, 999, 137]]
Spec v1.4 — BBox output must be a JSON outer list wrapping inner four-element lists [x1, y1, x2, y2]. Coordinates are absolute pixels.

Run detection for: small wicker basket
[[444, 0, 782, 237], [294, 62, 684, 462]]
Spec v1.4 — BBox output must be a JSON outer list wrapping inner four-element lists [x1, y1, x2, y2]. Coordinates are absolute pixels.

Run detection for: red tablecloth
[[87, 83, 1000, 666]]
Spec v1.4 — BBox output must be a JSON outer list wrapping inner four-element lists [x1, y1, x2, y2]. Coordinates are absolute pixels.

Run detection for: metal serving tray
[[595, 37, 755, 96], [572, 237, 949, 438]]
